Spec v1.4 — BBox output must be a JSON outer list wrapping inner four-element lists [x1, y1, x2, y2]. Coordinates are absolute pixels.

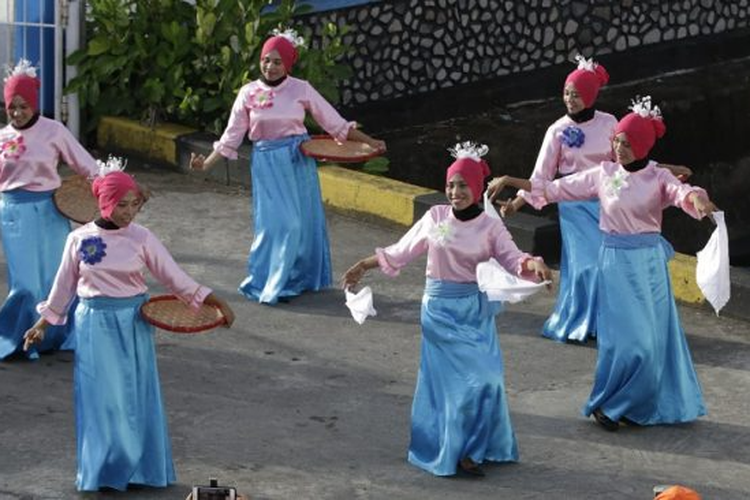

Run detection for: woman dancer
[[0, 59, 99, 359], [488, 55, 691, 344], [490, 96, 713, 430], [191, 28, 386, 304], [342, 142, 551, 476], [489, 55, 613, 343], [24, 161, 235, 490]]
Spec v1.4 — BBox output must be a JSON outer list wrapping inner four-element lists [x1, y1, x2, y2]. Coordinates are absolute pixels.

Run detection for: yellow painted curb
[[97, 116, 196, 166], [669, 253, 705, 305], [319, 165, 434, 227]]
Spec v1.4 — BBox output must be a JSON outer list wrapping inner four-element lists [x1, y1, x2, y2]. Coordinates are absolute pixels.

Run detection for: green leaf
[[362, 157, 390, 175], [87, 37, 112, 56]]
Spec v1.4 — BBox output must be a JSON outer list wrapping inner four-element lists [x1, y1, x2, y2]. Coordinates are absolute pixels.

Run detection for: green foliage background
[[67, 0, 353, 136]]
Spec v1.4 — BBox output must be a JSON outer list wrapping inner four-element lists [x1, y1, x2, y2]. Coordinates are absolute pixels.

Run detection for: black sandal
[[458, 457, 485, 477], [593, 408, 619, 432]]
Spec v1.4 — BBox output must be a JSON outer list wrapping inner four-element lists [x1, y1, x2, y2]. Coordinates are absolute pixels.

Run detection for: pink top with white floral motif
[[213, 76, 355, 160], [530, 161, 708, 234], [0, 116, 99, 192], [37, 222, 212, 325], [518, 111, 617, 209], [376, 205, 538, 283]]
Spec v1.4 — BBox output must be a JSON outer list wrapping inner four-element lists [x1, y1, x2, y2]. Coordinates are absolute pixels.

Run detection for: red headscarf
[[261, 36, 299, 72], [4, 74, 40, 112], [446, 157, 491, 204], [614, 110, 667, 160], [92, 171, 140, 220], [564, 58, 609, 108]]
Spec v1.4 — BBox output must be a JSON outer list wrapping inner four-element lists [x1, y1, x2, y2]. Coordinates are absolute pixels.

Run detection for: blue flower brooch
[[79, 236, 107, 265], [561, 126, 585, 148]]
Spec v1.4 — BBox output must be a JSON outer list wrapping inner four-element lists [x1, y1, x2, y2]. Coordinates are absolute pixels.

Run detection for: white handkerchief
[[483, 191, 502, 220], [476, 258, 550, 303], [345, 286, 377, 325], [696, 211, 730, 315]]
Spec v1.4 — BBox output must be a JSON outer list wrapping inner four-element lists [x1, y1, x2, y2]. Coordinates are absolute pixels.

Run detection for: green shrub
[[67, 0, 353, 136]]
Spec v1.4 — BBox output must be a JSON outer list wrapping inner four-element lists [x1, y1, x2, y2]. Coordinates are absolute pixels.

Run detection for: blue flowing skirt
[[583, 233, 706, 425], [74, 295, 175, 491], [408, 279, 518, 476], [542, 199, 601, 343], [0, 189, 73, 360], [238, 134, 332, 304]]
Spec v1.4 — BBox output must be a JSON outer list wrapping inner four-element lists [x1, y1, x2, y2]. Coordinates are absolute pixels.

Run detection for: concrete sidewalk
[[1, 168, 749, 499], [97, 116, 750, 322]]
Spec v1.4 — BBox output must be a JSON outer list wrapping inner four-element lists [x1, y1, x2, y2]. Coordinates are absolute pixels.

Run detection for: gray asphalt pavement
[[1, 167, 749, 500]]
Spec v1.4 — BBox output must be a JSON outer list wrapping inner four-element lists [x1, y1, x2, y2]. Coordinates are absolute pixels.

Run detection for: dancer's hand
[[690, 194, 719, 222], [341, 262, 367, 289], [23, 318, 49, 351], [348, 128, 387, 154], [526, 259, 553, 286], [189, 152, 206, 170], [204, 294, 236, 327], [486, 176, 510, 202], [368, 138, 387, 153], [341, 255, 378, 290], [498, 196, 525, 218]]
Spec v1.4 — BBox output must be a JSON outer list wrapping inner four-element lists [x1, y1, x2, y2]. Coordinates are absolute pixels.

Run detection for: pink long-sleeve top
[[0, 116, 99, 192], [376, 205, 538, 283], [37, 222, 212, 325], [213, 76, 356, 160], [530, 161, 708, 235], [519, 111, 617, 209]]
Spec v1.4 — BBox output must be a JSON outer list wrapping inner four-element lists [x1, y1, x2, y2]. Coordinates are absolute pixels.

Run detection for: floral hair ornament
[[3, 58, 37, 82], [270, 27, 307, 49], [446, 141, 491, 204], [565, 54, 609, 108], [3, 58, 40, 111], [448, 141, 489, 162], [91, 156, 140, 220], [96, 155, 128, 177], [573, 53, 597, 72], [614, 95, 667, 160], [628, 94, 662, 120]]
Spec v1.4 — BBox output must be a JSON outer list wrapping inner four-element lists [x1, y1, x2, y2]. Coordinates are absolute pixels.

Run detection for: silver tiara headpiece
[[628, 95, 662, 119], [574, 54, 598, 72], [3, 58, 37, 82], [448, 141, 489, 162], [96, 155, 128, 177], [271, 28, 306, 49]]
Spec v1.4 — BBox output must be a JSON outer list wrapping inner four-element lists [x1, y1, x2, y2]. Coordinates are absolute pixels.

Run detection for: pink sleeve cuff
[[517, 188, 547, 211], [375, 248, 401, 277], [36, 302, 68, 326], [529, 179, 554, 207], [213, 141, 239, 161]]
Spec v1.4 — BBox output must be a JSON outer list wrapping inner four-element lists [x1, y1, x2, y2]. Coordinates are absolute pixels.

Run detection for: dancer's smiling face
[[7, 95, 34, 128], [563, 83, 586, 115], [446, 173, 474, 211], [612, 133, 636, 165], [261, 49, 287, 82]]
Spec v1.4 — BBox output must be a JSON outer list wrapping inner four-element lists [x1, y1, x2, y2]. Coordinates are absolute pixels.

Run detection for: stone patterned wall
[[301, 0, 750, 106]]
